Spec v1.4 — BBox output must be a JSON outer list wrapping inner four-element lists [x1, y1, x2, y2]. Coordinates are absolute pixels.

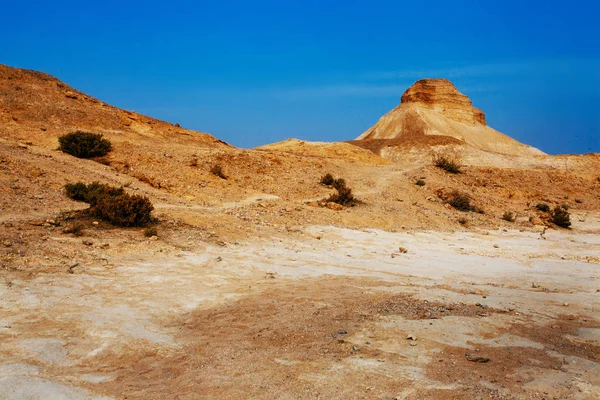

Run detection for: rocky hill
[[0, 63, 228, 149], [354, 78, 545, 158]]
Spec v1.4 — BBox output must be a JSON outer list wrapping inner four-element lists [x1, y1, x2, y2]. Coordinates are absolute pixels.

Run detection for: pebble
[[406, 334, 417, 341], [82, 240, 93, 246], [2, 241, 11, 247], [398, 247, 408, 254]]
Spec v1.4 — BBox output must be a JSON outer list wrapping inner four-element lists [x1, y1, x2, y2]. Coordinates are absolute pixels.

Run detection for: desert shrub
[[320, 173, 334, 186], [448, 190, 473, 212], [332, 178, 347, 190], [433, 154, 462, 174], [58, 131, 112, 159], [502, 211, 515, 222], [65, 182, 124, 205], [415, 179, 426, 186], [536, 203, 550, 212], [327, 184, 356, 206], [210, 164, 227, 179], [552, 206, 571, 228], [64, 182, 153, 227], [144, 226, 158, 237]]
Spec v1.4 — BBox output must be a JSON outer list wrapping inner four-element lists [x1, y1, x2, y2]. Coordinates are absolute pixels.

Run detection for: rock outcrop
[[355, 78, 545, 157], [400, 78, 485, 126]]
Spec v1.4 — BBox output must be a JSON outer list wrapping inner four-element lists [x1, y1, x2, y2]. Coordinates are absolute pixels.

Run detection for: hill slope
[[0, 63, 228, 149]]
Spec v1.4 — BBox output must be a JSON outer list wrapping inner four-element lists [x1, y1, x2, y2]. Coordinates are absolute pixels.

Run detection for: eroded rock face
[[400, 78, 485, 126]]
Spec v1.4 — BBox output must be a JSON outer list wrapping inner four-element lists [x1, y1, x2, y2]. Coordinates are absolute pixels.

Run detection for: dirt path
[[1, 224, 599, 399]]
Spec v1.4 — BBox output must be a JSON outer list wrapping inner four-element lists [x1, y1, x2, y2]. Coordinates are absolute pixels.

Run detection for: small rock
[[493, 244, 499, 248], [406, 334, 417, 341], [337, 330, 348, 335], [148, 235, 158, 241], [398, 247, 408, 254], [409, 341, 417, 346], [216, 256, 222, 262], [532, 282, 541, 288], [352, 346, 360, 351], [563, 302, 569, 307], [92, 221, 99, 225], [2, 241, 12, 247], [466, 353, 490, 363], [82, 240, 93, 246]]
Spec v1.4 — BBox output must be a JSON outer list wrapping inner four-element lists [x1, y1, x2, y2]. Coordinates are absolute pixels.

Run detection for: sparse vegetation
[[415, 179, 426, 186], [144, 226, 158, 237], [332, 178, 346, 190], [502, 211, 515, 222], [210, 164, 227, 179], [536, 203, 550, 212], [320, 173, 334, 186], [448, 190, 473, 212], [64, 182, 154, 227], [321, 175, 359, 206], [433, 153, 462, 174], [58, 131, 112, 159], [327, 184, 356, 206], [551, 206, 571, 228]]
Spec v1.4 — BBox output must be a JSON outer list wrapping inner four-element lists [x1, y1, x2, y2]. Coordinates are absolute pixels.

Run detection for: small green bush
[[320, 173, 334, 186], [210, 164, 227, 179], [415, 179, 426, 186], [433, 154, 462, 174], [502, 211, 515, 222], [64, 182, 154, 227], [58, 131, 112, 159], [552, 206, 571, 228], [536, 203, 550, 212]]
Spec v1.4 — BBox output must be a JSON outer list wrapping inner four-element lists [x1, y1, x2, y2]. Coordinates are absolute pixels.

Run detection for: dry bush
[[332, 178, 346, 190], [433, 153, 462, 174], [552, 206, 571, 228], [448, 190, 473, 212], [502, 211, 515, 222], [320, 173, 334, 186], [536, 203, 550, 212], [58, 131, 112, 159], [210, 164, 227, 179], [64, 182, 154, 227]]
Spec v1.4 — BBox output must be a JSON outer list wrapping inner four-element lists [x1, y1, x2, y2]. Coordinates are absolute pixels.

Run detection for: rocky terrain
[[0, 64, 599, 399]]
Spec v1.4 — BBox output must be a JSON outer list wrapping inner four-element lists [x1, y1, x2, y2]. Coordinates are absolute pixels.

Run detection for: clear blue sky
[[2, 0, 599, 154]]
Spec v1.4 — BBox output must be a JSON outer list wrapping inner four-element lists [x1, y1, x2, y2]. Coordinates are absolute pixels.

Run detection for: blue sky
[[2, 0, 599, 154]]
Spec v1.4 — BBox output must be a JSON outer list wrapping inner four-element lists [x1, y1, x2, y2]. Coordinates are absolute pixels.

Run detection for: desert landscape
[[1, 63, 599, 400]]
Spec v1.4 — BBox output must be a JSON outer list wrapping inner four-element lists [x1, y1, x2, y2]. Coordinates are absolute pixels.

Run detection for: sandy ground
[[1, 216, 599, 399]]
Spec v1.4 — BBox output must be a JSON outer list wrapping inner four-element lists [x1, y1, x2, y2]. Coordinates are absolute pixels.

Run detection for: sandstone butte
[[355, 78, 546, 157]]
